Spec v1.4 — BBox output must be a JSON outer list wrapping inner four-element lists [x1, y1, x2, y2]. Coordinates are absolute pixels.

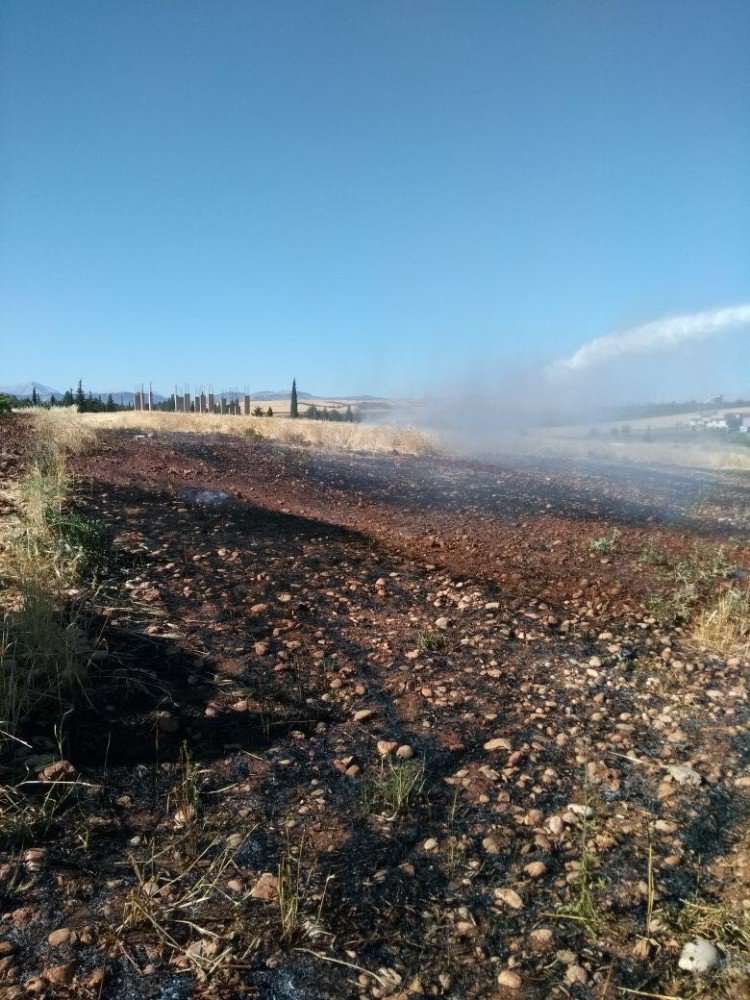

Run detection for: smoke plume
[[551, 303, 750, 374]]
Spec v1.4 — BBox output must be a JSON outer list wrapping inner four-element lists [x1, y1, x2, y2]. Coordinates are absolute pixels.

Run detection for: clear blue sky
[[2, 1, 749, 398]]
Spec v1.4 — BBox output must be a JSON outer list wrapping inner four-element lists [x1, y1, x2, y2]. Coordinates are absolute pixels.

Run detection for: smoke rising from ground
[[412, 302, 750, 457], [550, 303, 750, 374]]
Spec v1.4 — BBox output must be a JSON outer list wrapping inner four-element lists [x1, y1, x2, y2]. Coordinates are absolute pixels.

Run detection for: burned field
[[1, 419, 749, 999]]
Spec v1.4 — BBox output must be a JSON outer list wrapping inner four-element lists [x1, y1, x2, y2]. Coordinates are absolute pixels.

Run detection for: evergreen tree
[[31, 386, 38, 405], [290, 379, 299, 419], [50, 394, 56, 406], [106, 394, 116, 412], [74, 380, 86, 411], [266, 406, 273, 418], [62, 389, 74, 407]]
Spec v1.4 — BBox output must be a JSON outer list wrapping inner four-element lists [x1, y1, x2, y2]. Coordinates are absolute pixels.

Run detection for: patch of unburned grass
[[693, 585, 750, 659], [645, 542, 740, 629], [0, 589, 93, 747], [0, 411, 101, 748], [364, 758, 426, 820], [74, 408, 438, 456]]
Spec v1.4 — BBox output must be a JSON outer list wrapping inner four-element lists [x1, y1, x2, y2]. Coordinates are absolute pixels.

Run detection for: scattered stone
[[565, 965, 588, 985], [523, 861, 547, 878], [547, 815, 564, 836], [173, 805, 196, 828], [39, 760, 76, 782], [529, 928, 554, 951], [44, 964, 74, 986], [250, 873, 279, 900], [678, 938, 721, 973], [484, 737, 512, 752], [667, 764, 702, 786], [494, 887, 523, 909], [47, 928, 72, 947], [351, 708, 375, 724], [497, 969, 522, 990], [395, 745, 414, 759]]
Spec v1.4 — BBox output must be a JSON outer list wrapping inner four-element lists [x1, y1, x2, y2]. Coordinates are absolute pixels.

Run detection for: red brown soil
[[1, 421, 749, 1000]]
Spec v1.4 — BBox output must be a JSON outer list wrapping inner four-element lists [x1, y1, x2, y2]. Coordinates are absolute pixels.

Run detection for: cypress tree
[[290, 379, 299, 419], [74, 379, 86, 411]]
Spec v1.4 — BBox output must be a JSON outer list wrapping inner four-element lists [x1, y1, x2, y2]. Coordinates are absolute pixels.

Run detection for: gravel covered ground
[[1, 422, 749, 999]]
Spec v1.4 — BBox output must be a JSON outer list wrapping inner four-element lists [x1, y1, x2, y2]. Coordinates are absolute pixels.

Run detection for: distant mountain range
[[1, 382, 386, 404], [0, 382, 62, 401]]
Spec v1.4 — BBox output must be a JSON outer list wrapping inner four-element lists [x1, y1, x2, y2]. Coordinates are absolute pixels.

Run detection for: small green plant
[[278, 843, 303, 941], [168, 743, 203, 855], [647, 583, 697, 626], [639, 536, 667, 565], [588, 529, 621, 555], [555, 760, 604, 939], [416, 629, 447, 653], [672, 543, 735, 586], [277, 837, 332, 943], [44, 510, 109, 576], [365, 758, 426, 820]]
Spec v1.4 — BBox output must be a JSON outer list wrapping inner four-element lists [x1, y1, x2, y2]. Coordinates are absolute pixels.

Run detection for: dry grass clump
[[75, 409, 437, 456], [30, 407, 98, 466], [0, 589, 92, 744], [692, 585, 750, 659], [121, 839, 246, 976], [0, 412, 100, 748]]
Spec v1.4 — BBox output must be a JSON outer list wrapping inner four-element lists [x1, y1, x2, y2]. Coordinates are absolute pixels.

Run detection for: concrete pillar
[[200, 393, 207, 414], [134, 391, 142, 411], [208, 393, 215, 413], [184, 393, 191, 413], [243, 395, 251, 415]]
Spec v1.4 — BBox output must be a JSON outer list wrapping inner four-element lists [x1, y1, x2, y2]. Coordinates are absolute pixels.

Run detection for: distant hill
[[0, 382, 63, 401], [90, 391, 168, 405]]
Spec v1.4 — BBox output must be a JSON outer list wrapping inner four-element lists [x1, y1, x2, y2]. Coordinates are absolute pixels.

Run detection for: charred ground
[[1, 419, 748, 999]]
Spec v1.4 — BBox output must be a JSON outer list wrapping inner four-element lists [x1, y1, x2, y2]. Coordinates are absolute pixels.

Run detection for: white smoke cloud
[[551, 303, 750, 374]]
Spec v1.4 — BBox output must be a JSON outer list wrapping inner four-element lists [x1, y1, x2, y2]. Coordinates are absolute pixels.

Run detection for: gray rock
[[667, 764, 702, 787]]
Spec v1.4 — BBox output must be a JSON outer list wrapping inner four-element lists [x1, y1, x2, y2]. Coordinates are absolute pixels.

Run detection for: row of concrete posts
[[173, 393, 254, 415], [132, 385, 258, 415]]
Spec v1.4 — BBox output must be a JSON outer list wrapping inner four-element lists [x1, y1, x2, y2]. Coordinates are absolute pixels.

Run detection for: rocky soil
[[1, 420, 748, 999]]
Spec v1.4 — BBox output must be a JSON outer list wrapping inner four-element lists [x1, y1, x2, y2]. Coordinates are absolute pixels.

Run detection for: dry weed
[[693, 585, 750, 658], [74, 409, 437, 456]]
